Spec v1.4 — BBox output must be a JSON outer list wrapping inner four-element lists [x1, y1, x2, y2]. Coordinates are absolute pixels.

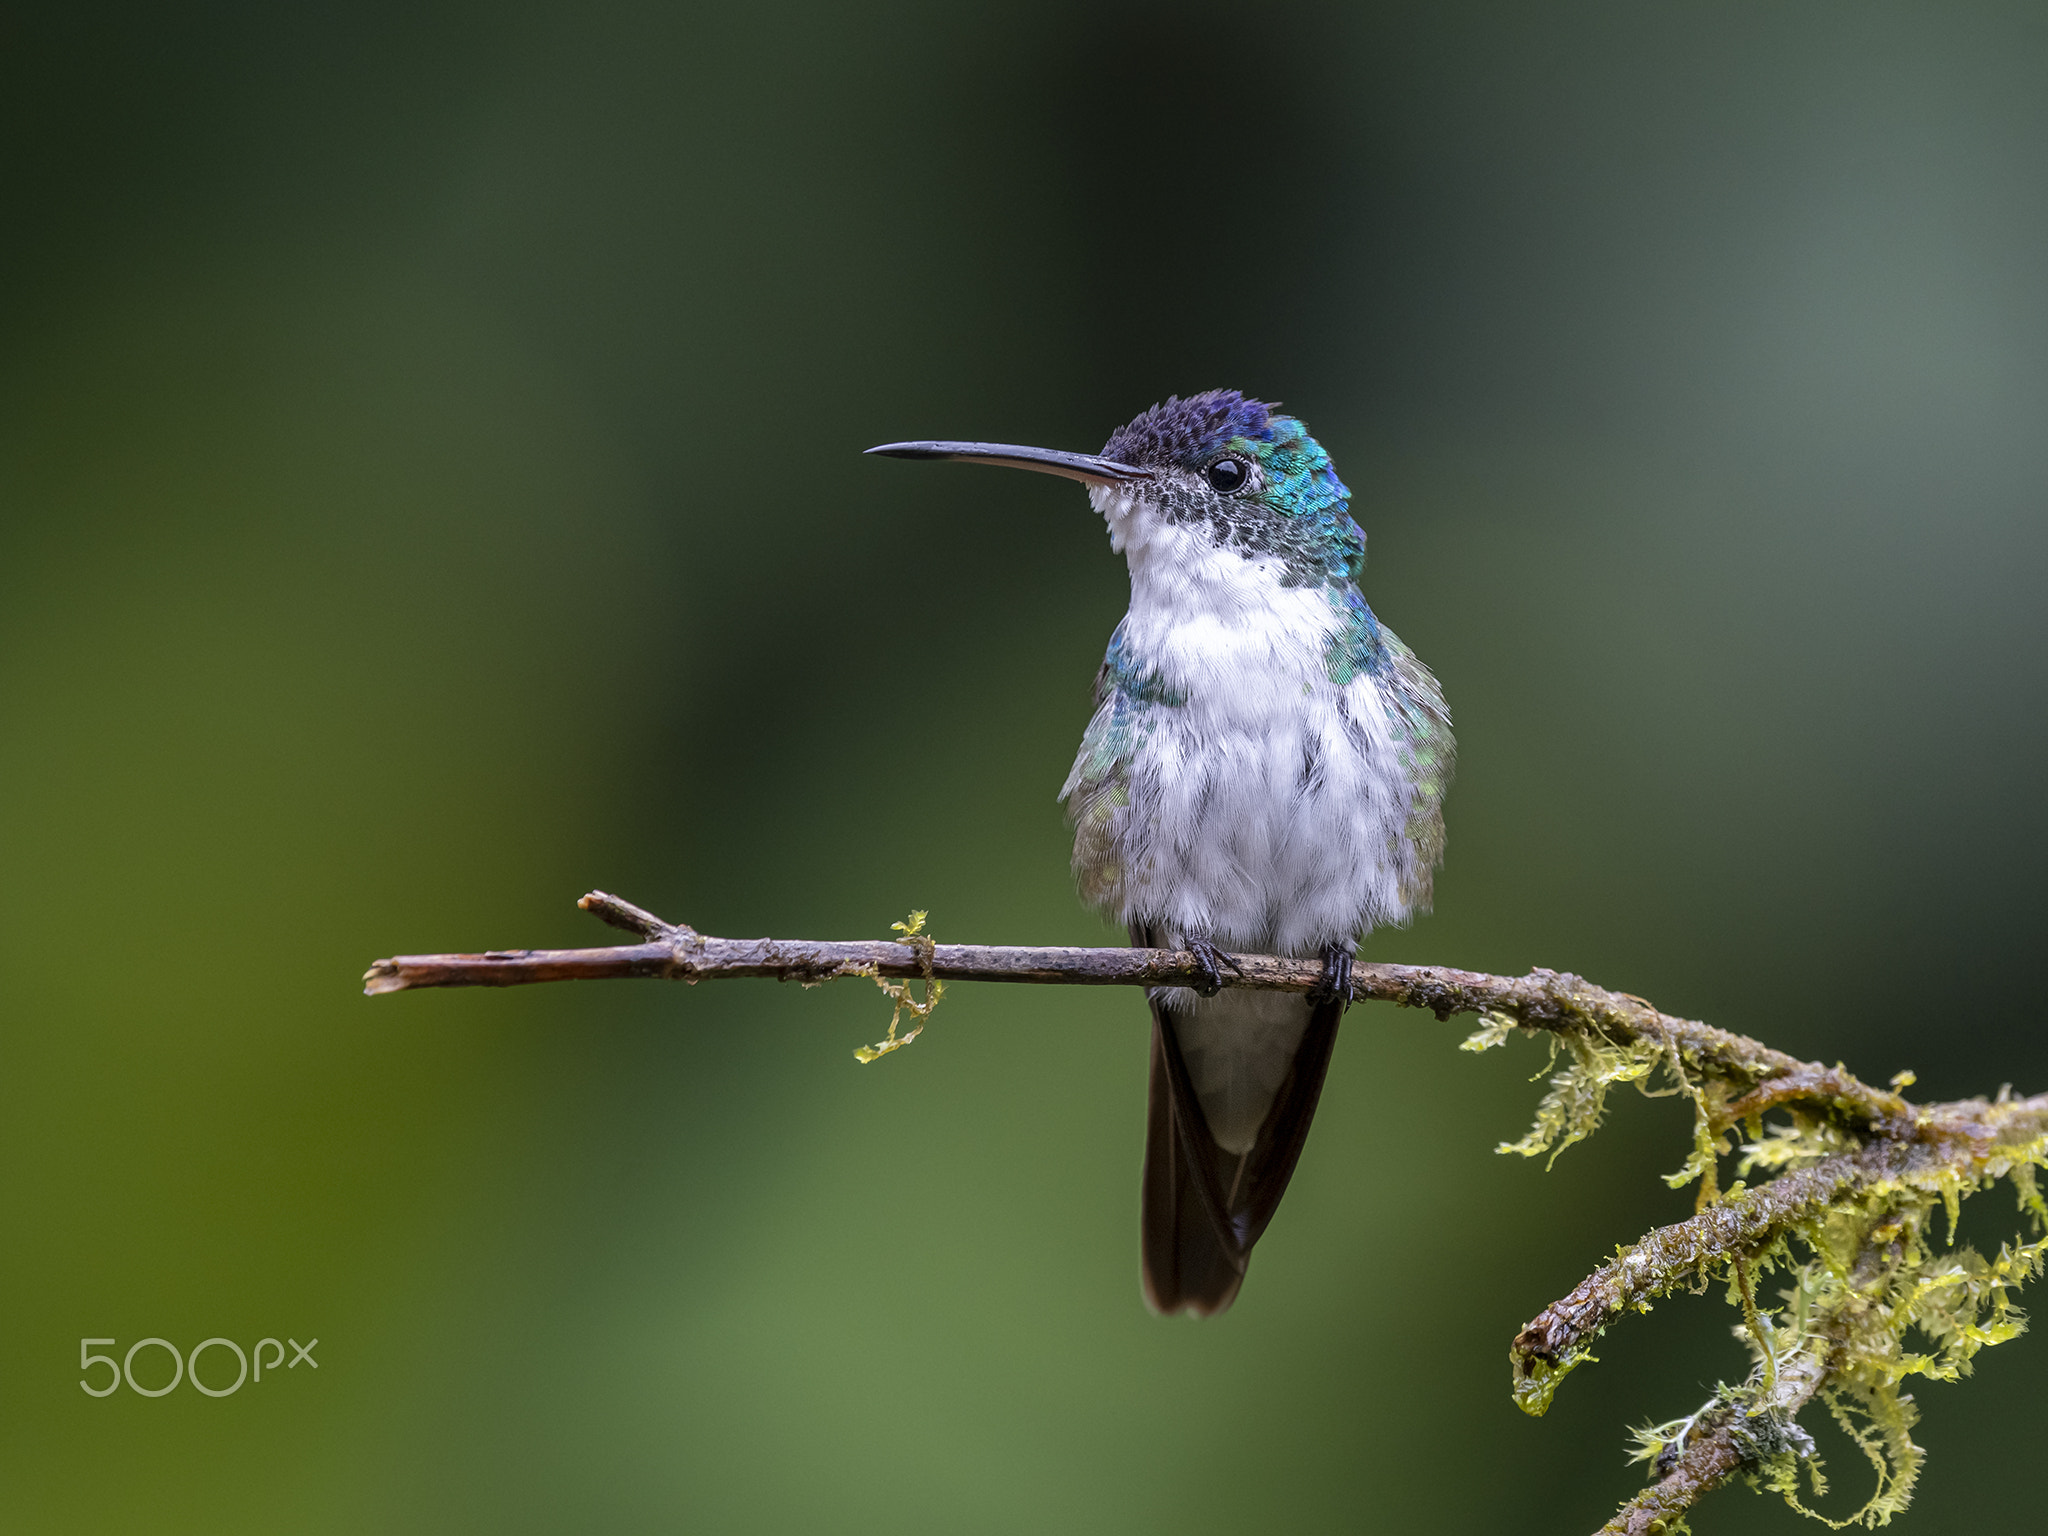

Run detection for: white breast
[[1079, 486, 1417, 969]]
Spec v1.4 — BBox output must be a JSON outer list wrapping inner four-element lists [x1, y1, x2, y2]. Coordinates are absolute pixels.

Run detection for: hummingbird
[[867, 391, 1453, 1316]]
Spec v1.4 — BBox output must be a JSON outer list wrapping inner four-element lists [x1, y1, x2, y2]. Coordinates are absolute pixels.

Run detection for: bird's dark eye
[[1205, 457, 1248, 493]]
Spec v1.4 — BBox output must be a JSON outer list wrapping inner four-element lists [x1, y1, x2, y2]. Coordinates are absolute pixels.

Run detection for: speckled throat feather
[[1102, 389, 1364, 590]]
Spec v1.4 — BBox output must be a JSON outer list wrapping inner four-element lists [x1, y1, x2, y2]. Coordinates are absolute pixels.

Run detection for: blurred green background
[[5, 2, 2046, 1530]]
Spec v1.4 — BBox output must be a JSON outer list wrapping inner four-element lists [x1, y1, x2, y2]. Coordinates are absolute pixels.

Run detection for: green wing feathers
[[1382, 629, 1454, 910]]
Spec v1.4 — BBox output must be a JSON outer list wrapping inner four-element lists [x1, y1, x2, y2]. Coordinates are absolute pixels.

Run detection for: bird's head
[[868, 389, 1364, 587]]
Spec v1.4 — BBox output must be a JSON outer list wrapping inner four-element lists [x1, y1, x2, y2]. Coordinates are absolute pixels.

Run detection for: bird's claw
[[1186, 937, 1245, 998], [1306, 944, 1354, 1008]]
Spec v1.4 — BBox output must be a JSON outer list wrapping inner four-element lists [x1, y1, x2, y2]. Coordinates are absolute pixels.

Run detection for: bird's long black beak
[[864, 440, 1151, 487]]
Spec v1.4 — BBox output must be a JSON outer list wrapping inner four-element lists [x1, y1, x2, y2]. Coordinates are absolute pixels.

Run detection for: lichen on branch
[[852, 911, 946, 1063], [1469, 1000, 2048, 1534]]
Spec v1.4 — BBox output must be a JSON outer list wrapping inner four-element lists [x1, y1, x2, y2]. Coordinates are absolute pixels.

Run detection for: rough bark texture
[[364, 895, 1893, 1127]]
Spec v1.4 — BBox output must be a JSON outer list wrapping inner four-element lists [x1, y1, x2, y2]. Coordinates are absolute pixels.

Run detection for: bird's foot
[[1186, 937, 1246, 998], [1306, 943, 1355, 1008]]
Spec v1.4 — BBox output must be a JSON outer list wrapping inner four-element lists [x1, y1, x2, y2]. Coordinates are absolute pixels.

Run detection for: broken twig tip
[[362, 960, 409, 997]]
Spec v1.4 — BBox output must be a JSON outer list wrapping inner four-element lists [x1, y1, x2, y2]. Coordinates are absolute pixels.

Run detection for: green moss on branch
[[1470, 997, 2048, 1533]]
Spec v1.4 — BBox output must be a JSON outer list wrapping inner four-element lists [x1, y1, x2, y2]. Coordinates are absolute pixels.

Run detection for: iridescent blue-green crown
[[1106, 389, 1362, 586], [1105, 390, 1346, 513]]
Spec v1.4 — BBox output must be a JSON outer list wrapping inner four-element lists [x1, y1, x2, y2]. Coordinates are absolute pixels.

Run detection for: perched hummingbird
[[867, 391, 1453, 1315]]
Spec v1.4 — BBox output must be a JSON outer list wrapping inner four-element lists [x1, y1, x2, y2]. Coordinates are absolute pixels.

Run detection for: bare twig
[[364, 891, 1888, 1113]]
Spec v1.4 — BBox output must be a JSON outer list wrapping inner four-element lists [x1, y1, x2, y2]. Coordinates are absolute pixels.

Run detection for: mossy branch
[[364, 892, 2048, 1534]]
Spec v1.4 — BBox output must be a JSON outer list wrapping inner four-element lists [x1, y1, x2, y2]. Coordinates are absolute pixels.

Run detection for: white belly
[[1116, 678, 1412, 957]]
